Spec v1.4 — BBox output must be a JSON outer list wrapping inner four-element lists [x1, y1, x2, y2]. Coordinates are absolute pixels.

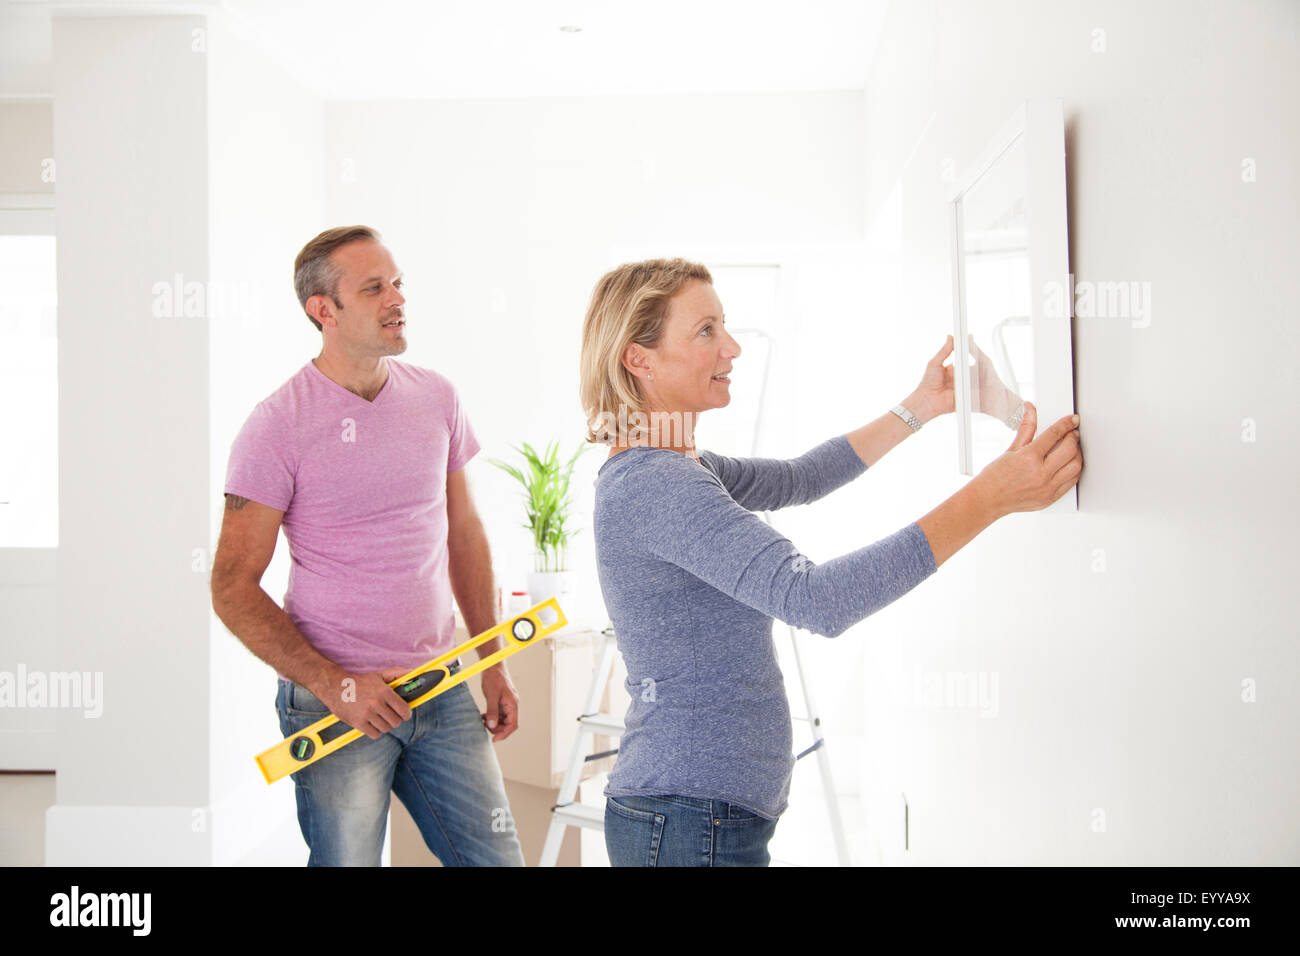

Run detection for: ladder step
[[578, 712, 625, 735], [550, 803, 605, 831]]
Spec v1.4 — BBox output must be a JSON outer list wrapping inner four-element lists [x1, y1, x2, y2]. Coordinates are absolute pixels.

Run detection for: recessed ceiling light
[[558, 25, 583, 33]]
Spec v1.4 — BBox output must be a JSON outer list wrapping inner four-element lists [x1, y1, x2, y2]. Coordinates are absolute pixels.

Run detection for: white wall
[[44, 11, 325, 865], [29, 0, 1295, 866], [0, 550, 57, 769], [851, 0, 1298, 863], [205, 12, 324, 867], [324, 92, 868, 609], [324, 92, 879, 863], [0, 101, 52, 196], [47, 14, 212, 863]]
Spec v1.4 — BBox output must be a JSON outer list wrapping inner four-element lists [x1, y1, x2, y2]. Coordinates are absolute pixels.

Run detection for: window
[[0, 228, 58, 547]]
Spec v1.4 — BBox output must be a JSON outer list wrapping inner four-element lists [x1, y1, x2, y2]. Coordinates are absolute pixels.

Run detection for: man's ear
[[306, 294, 337, 329]]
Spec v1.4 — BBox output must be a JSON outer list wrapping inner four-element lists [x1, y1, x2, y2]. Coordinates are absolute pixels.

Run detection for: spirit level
[[255, 597, 567, 784]]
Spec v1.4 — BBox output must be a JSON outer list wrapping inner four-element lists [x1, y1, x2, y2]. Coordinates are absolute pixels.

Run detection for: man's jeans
[[275, 666, 524, 866], [604, 793, 779, 867]]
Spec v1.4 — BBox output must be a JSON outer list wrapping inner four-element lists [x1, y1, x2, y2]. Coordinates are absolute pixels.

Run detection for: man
[[211, 225, 524, 866]]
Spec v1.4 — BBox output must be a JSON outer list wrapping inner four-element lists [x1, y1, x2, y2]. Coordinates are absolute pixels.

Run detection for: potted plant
[[487, 440, 592, 606]]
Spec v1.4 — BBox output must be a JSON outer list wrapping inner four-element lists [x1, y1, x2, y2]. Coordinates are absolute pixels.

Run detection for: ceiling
[[0, 0, 890, 99]]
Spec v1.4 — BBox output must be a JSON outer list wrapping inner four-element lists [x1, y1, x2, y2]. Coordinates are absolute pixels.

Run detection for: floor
[[1, 768, 871, 865], [0, 772, 55, 866]]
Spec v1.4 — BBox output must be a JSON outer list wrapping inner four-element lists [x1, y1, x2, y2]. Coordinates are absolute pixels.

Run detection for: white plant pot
[[527, 569, 575, 608]]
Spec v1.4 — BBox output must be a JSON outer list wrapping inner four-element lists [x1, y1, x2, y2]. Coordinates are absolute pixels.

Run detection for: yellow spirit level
[[255, 597, 567, 784]]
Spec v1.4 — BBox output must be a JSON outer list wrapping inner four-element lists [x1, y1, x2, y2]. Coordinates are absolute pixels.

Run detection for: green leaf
[[489, 438, 593, 570]]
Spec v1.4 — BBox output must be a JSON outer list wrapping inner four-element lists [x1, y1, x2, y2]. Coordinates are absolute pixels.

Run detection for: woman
[[578, 258, 1082, 867]]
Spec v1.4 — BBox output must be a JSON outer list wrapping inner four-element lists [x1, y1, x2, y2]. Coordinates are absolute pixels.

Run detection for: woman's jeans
[[275, 667, 524, 866], [604, 793, 779, 866]]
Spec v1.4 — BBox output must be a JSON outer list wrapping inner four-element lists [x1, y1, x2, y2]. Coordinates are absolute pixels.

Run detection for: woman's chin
[[703, 387, 733, 409]]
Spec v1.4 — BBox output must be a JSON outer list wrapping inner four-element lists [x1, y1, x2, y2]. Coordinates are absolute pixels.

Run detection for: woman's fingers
[[1007, 406, 1037, 450], [1051, 465, 1082, 503], [1043, 427, 1081, 474], [1030, 413, 1078, 459], [1006, 400, 1037, 450], [1050, 450, 1083, 485]]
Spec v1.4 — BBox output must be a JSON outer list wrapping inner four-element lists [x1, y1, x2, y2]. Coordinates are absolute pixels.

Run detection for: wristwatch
[[890, 404, 923, 433]]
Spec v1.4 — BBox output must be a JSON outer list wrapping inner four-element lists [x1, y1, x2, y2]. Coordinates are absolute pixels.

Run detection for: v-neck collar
[[308, 357, 394, 406]]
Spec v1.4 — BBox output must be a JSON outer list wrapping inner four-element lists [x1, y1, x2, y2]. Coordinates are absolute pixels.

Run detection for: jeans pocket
[[605, 797, 666, 867], [285, 683, 332, 720], [717, 811, 769, 832]]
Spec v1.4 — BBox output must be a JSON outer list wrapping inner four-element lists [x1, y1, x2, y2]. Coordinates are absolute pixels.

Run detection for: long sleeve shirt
[[593, 435, 938, 820]]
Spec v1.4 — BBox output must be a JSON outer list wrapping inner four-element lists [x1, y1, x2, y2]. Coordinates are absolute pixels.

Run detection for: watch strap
[[890, 404, 923, 432]]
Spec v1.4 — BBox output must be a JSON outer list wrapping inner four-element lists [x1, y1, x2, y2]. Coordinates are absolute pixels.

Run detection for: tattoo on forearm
[[225, 494, 250, 510]]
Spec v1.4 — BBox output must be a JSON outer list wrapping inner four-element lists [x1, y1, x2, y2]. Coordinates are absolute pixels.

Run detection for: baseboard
[[45, 804, 212, 865]]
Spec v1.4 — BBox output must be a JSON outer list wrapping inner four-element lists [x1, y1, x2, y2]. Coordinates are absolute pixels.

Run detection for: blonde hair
[[579, 258, 712, 445]]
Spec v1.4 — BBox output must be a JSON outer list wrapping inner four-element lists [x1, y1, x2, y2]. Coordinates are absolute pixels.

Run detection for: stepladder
[[539, 620, 852, 866], [539, 625, 622, 867]]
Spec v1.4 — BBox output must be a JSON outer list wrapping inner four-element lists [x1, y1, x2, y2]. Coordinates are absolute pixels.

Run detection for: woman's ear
[[621, 343, 650, 380]]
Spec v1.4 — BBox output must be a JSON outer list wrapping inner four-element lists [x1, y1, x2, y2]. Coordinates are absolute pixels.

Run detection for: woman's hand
[[975, 402, 1082, 516], [906, 335, 957, 423], [967, 335, 1023, 426], [907, 334, 1026, 428]]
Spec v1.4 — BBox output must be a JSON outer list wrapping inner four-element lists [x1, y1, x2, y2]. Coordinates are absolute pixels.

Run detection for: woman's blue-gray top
[[593, 435, 938, 820]]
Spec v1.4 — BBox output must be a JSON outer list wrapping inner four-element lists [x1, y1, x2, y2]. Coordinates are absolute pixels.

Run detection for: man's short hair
[[293, 226, 383, 332]]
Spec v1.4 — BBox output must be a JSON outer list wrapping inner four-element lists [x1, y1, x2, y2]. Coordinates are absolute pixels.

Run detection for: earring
[[647, 372, 654, 381]]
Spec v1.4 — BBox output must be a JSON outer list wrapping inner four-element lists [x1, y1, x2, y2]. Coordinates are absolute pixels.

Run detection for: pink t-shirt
[[223, 358, 480, 677]]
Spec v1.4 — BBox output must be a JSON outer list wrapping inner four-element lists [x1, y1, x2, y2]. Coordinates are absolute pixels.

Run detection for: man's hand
[[480, 664, 520, 742], [315, 667, 413, 740]]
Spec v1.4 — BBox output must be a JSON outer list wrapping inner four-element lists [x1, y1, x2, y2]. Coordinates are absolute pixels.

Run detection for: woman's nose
[[724, 329, 742, 358]]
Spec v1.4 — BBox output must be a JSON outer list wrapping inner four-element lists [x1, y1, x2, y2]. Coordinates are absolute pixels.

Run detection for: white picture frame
[[947, 98, 1076, 511]]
